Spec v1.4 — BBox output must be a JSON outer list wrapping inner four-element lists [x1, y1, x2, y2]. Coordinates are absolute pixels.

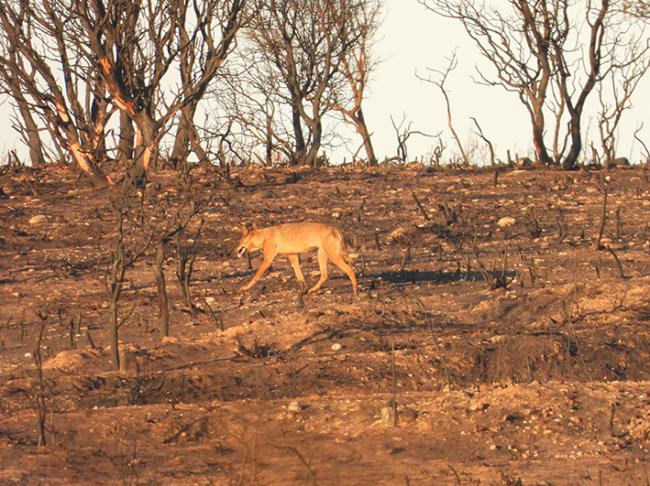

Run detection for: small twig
[[595, 184, 608, 250], [471, 116, 495, 166], [200, 291, 224, 331], [605, 245, 627, 279], [117, 305, 136, 330], [391, 333, 399, 427], [609, 402, 617, 437], [529, 208, 542, 238], [564, 305, 594, 382], [411, 192, 432, 221], [275, 445, 319, 486], [86, 328, 97, 349], [68, 317, 76, 350], [32, 315, 48, 447], [447, 464, 462, 486], [374, 233, 382, 251], [163, 417, 208, 445], [415, 298, 451, 386]]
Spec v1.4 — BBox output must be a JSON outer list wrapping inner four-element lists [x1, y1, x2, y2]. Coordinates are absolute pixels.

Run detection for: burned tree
[[75, 0, 248, 181], [419, 0, 559, 165], [597, 61, 650, 167], [331, 0, 382, 165], [417, 51, 469, 166], [0, 42, 46, 168], [0, 1, 247, 184], [206, 55, 287, 167], [596, 18, 650, 167], [551, 1, 608, 170], [103, 194, 152, 370], [248, 0, 364, 166], [149, 190, 204, 338], [167, 1, 250, 170], [389, 113, 437, 163], [0, 1, 114, 185], [419, 0, 650, 169]]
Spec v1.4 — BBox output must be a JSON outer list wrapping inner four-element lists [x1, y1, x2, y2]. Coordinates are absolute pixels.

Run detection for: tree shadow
[[284, 311, 474, 354], [368, 269, 513, 286]]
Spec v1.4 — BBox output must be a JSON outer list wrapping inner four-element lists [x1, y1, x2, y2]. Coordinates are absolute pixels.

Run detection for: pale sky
[[2, 1, 649, 165], [358, 0, 532, 163]]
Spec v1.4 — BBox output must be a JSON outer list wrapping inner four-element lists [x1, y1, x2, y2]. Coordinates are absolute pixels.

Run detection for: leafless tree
[[149, 191, 204, 338], [429, 136, 447, 167], [175, 218, 204, 316], [167, 1, 250, 170], [389, 113, 437, 162], [0, 42, 46, 167], [0, 1, 247, 185], [104, 194, 152, 370], [209, 51, 293, 167], [551, 1, 608, 169], [248, 0, 364, 166], [634, 124, 650, 163], [417, 51, 469, 166], [418, 1, 559, 165], [75, 0, 248, 182], [31, 314, 49, 447], [419, 0, 650, 170], [0, 1, 114, 185], [331, 0, 382, 165], [471, 117, 495, 166], [597, 54, 650, 166]]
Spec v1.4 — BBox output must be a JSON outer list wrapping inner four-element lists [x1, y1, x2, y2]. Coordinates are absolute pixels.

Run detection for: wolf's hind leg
[[323, 238, 358, 295], [288, 254, 307, 291], [307, 248, 329, 293]]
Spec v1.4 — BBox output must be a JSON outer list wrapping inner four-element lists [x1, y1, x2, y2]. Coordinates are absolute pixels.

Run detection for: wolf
[[234, 222, 358, 295]]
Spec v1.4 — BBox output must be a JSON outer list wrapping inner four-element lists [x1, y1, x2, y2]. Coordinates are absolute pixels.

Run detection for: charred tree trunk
[[176, 230, 200, 316], [304, 120, 322, 167], [110, 299, 120, 370], [354, 108, 377, 165], [170, 107, 194, 168], [67, 134, 112, 187], [3, 45, 46, 167], [291, 98, 306, 165], [531, 106, 553, 165], [118, 111, 135, 165], [129, 111, 157, 184], [154, 241, 170, 338], [562, 115, 583, 170], [21, 107, 46, 168], [10, 85, 45, 167], [188, 122, 210, 166], [265, 113, 274, 166]]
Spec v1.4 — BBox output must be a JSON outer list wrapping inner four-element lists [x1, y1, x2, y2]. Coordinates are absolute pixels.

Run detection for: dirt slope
[[1, 163, 649, 484]]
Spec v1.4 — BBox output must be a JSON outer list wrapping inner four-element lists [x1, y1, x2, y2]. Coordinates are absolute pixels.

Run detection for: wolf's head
[[234, 224, 261, 257]]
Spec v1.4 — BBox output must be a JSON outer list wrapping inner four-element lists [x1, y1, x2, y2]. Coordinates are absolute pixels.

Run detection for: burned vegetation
[[1, 0, 650, 484], [1, 163, 650, 484]]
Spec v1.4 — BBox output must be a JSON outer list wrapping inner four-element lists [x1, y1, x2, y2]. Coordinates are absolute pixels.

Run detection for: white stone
[[497, 216, 516, 228], [28, 215, 48, 225], [287, 400, 303, 412]]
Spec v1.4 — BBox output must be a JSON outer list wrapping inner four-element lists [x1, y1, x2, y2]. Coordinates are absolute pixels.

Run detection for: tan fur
[[234, 222, 358, 295]]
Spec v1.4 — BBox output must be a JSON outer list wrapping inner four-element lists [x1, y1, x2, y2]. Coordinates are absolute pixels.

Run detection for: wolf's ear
[[240, 223, 249, 235], [252, 222, 258, 230]]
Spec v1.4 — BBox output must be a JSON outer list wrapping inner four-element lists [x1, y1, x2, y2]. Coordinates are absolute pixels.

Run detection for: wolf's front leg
[[240, 256, 274, 291]]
